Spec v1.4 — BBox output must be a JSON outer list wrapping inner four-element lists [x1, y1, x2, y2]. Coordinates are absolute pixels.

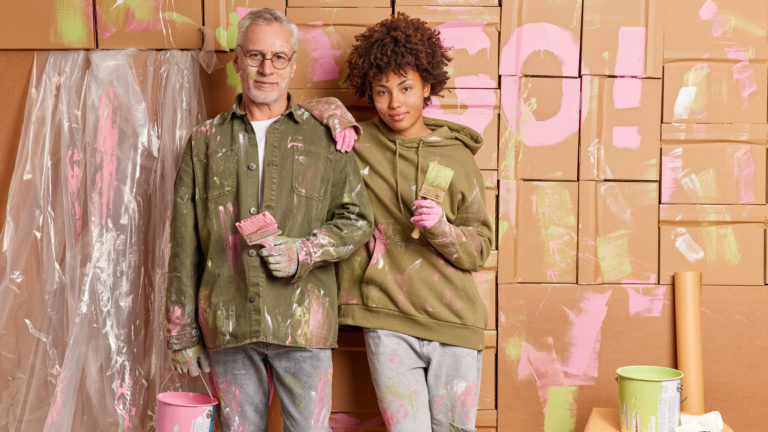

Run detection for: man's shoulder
[[189, 111, 234, 137]]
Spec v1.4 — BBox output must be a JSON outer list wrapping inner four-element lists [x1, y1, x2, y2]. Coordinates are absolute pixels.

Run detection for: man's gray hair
[[237, 8, 299, 52]]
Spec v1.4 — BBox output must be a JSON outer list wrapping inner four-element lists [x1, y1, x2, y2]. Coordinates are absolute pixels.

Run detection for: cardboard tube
[[674, 271, 705, 414]]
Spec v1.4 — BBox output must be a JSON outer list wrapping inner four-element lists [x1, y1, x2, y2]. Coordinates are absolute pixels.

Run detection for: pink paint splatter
[[517, 340, 567, 407], [298, 28, 342, 82], [627, 286, 666, 317], [369, 224, 388, 265], [66, 148, 83, 242], [733, 145, 756, 203], [436, 21, 490, 56], [613, 78, 642, 109], [732, 61, 758, 98], [699, 0, 730, 36], [167, 305, 185, 336], [612, 126, 642, 149], [454, 74, 496, 88], [615, 26, 647, 77]]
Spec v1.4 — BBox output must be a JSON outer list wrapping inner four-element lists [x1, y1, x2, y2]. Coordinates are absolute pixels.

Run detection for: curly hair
[[345, 12, 452, 107]]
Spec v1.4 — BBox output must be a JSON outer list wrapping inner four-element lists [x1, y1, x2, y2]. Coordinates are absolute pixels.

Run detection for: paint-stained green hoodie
[[337, 116, 493, 351], [166, 95, 373, 352]]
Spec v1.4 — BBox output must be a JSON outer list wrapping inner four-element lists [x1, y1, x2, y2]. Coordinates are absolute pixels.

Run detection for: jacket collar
[[229, 93, 305, 123]]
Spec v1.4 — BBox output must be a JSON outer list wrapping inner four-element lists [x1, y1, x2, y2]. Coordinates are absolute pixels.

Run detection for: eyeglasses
[[238, 48, 294, 70]]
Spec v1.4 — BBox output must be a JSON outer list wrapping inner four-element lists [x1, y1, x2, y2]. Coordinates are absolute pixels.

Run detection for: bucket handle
[[678, 383, 688, 403]]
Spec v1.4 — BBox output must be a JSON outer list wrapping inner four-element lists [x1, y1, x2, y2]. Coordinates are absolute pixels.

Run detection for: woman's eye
[[402, 87, 412, 92]]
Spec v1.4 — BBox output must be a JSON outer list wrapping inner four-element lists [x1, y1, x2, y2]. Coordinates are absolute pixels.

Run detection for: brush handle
[[411, 226, 421, 239]]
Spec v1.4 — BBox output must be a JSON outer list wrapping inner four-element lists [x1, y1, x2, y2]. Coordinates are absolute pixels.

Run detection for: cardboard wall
[[2, 0, 768, 431]]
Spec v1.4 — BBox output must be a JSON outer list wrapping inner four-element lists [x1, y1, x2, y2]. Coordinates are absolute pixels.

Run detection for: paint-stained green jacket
[[166, 94, 373, 351]]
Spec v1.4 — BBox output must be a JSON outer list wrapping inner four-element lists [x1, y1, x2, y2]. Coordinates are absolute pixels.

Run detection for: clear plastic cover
[[0, 50, 207, 431]]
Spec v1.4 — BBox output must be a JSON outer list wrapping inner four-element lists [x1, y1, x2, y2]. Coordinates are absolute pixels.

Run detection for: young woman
[[311, 12, 493, 432]]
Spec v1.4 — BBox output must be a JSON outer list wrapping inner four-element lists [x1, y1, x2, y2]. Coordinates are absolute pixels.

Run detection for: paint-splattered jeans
[[207, 342, 332, 432], [364, 329, 482, 432]]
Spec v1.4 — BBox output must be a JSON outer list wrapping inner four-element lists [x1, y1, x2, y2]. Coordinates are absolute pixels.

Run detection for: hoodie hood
[[373, 116, 484, 155]]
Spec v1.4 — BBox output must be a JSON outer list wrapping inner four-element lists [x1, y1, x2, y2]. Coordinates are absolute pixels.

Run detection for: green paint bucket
[[616, 366, 684, 432]]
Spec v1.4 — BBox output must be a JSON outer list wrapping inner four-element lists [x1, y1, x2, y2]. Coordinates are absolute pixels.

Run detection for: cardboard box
[[499, 76, 581, 181], [497, 181, 578, 283], [0, 1, 96, 49], [662, 61, 768, 124], [289, 88, 378, 122], [584, 407, 735, 432], [0, 52, 35, 227], [395, 6, 500, 89], [659, 204, 765, 285], [661, 123, 768, 204], [480, 170, 498, 243], [664, 0, 768, 61], [497, 284, 676, 432], [286, 8, 391, 89], [499, 0, 582, 77], [473, 251, 498, 330], [579, 182, 659, 284], [95, 0, 203, 49], [582, 0, 663, 77], [397, 0, 498, 4], [580, 77, 662, 181], [203, 0, 286, 52], [425, 89, 499, 170]]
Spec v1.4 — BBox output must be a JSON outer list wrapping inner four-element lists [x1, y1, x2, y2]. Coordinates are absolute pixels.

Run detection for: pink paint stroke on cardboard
[[499, 22, 584, 77], [612, 126, 642, 150], [299, 28, 342, 82], [436, 21, 490, 56], [614, 26, 647, 77], [613, 78, 643, 109], [733, 145, 756, 203], [627, 286, 666, 317], [562, 290, 610, 380]]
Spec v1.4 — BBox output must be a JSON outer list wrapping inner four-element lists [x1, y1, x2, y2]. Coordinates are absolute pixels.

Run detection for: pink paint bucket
[[156, 391, 218, 432]]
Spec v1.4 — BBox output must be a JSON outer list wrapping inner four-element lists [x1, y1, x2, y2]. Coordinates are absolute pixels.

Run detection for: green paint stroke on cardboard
[[543, 385, 577, 432], [535, 184, 576, 278], [53, 0, 90, 47], [504, 337, 524, 362], [597, 231, 632, 281], [215, 12, 241, 50]]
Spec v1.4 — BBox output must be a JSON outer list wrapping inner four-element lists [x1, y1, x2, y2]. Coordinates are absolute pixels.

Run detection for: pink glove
[[333, 126, 358, 153], [410, 199, 444, 229], [258, 236, 300, 278], [171, 344, 210, 377]]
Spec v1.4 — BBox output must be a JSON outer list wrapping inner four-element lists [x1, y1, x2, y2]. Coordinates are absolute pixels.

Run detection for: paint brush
[[411, 162, 454, 239], [235, 210, 281, 245]]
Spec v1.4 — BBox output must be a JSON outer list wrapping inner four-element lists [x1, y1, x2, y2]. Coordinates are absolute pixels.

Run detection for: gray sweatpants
[[363, 328, 483, 432], [207, 342, 332, 432]]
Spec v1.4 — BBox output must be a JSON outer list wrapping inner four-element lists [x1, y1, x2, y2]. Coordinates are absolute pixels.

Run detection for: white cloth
[[251, 117, 279, 205], [675, 411, 724, 432]]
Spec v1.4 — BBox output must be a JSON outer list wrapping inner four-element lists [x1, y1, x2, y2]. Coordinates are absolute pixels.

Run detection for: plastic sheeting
[[0, 50, 207, 431]]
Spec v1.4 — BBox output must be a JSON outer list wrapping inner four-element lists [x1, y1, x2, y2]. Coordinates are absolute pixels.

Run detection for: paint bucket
[[616, 366, 685, 432], [156, 391, 218, 432]]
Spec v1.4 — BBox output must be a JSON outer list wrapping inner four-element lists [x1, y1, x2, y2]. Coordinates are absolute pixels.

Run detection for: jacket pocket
[[196, 146, 237, 200], [292, 145, 331, 200]]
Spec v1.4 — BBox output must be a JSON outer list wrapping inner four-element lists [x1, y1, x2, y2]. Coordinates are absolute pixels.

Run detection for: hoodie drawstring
[[394, 139, 424, 218]]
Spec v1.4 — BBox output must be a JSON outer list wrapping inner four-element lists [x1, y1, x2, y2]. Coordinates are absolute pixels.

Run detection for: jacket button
[[249, 207, 257, 215], [249, 295, 257, 303], [248, 249, 257, 257], [248, 163, 257, 171]]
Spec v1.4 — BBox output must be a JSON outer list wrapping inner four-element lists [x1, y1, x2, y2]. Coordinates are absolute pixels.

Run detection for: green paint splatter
[[215, 12, 241, 50], [597, 231, 633, 281], [163, 11, 197, 27], [702, 225, 741, 266], [534, 184, 577, 280], [543, 385, 577, 432], [53, 0, 90, 47]]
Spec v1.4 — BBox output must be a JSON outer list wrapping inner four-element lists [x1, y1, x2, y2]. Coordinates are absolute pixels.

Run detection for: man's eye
[[274, 54, 289, 62], [248, 53, 264, 60]]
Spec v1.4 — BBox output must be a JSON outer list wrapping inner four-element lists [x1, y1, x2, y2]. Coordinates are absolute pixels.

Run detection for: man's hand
[[171, 345, 210, 377], [410, 199, 445, 229], [258, 236, 301, 278], [333, 127, 358, 153]]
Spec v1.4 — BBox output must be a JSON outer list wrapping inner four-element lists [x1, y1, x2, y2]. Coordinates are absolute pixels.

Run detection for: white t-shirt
[[251, 117, 279, 205]]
